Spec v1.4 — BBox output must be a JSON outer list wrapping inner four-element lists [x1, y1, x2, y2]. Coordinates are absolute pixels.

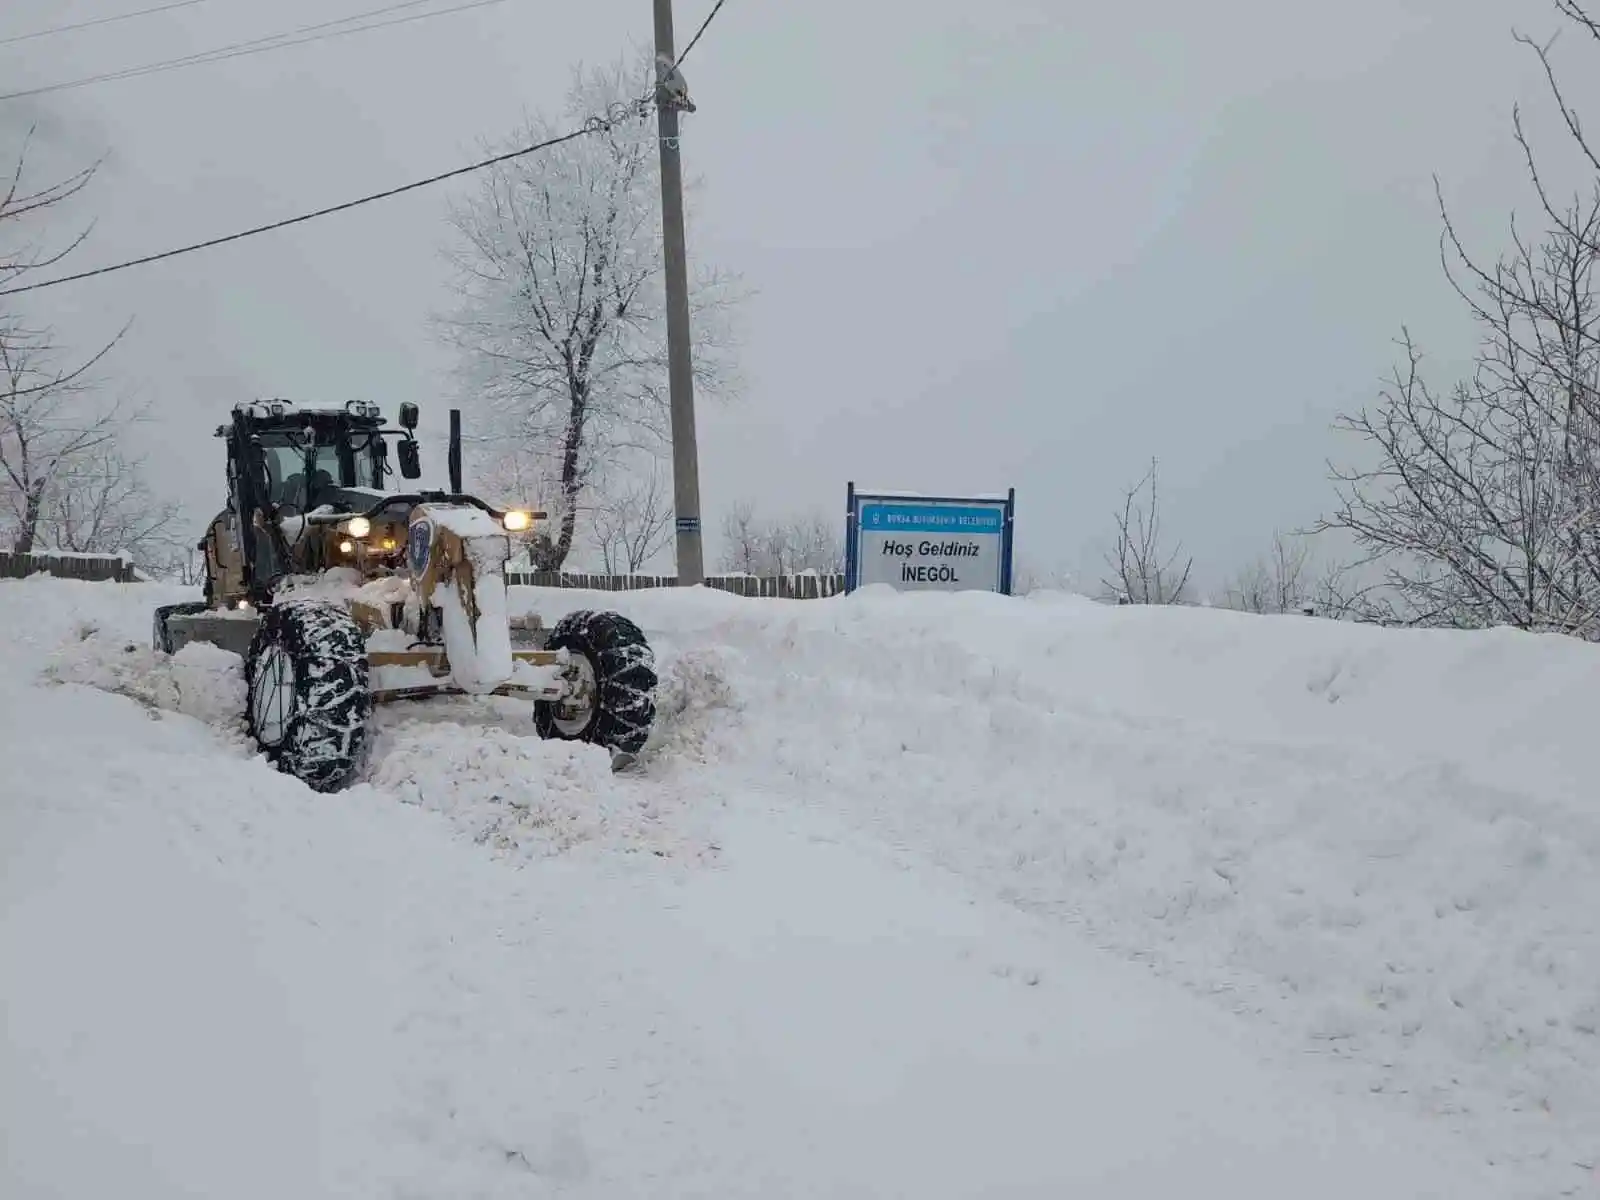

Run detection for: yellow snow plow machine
[[152, 400, 656, 792]]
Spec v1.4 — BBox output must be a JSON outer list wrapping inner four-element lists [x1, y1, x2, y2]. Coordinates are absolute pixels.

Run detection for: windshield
[[259, 434, 379, 508]]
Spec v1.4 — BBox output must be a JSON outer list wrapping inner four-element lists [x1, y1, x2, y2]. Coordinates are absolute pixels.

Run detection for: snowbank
[[500, 582, 1600, 1195], [4, 577, 1595, 1196]]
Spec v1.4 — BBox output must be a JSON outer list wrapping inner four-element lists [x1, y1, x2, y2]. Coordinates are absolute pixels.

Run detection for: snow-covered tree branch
[[1318, 4, 1600, 635], [436, 53, 744, 573]]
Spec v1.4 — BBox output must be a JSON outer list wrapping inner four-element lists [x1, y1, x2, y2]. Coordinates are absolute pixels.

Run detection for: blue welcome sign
[[844, 483, 1015, 594]]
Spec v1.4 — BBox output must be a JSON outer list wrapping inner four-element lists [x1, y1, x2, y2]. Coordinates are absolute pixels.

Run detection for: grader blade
[[158, 605, 260, 658]]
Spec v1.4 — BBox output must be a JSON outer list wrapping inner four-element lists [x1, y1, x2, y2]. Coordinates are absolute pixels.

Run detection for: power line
[[1, 0, 491, 100], [675, 0, 726, 68], [0, 0, 736, 297], [1, 0, 506, 102], [0, 0, 207, 47], [0, 106, 652, 298]]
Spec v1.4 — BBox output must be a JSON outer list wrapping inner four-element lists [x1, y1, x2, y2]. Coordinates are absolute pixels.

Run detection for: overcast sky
[[4, 0, 1599, 586]]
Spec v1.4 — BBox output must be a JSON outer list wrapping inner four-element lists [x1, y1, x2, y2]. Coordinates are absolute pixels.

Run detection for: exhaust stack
[[448, 408, 463, 494]]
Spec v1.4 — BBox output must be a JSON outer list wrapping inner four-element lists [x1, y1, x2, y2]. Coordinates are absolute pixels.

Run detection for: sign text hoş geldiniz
[[845, 486, 1015, 594]]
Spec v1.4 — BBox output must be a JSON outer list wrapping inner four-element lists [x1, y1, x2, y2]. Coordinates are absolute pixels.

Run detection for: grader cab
[[153, 399, 657, 792]]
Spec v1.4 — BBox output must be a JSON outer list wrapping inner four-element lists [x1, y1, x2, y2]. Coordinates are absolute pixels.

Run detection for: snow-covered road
[[4, 576, 1596, 1197]]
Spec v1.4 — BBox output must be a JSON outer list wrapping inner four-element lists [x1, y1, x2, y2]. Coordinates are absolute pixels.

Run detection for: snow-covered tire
[[534, 609, 656, 760], [244, 598, 372, 793]]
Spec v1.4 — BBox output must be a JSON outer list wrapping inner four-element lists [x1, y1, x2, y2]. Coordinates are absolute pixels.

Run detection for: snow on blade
[[435, 567, 511, 693], [425, 504, 514, 693], [425, 504, 507, 541]]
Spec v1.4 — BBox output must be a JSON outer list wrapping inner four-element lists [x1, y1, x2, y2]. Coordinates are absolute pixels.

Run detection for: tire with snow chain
[[534, 609, 657, 762], [244, 598, 372, 793]]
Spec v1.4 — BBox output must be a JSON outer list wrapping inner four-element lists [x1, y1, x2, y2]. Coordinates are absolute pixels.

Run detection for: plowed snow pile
[[2, 574, 1593, 1198], [39, 610, 722, 864], [506, 583, 1600, 1196]]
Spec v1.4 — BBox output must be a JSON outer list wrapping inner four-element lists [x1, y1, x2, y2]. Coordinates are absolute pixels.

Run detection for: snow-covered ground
[[3, 575, 1596, 1197]]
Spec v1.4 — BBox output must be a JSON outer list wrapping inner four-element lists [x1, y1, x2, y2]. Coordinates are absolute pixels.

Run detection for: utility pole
[[652, 0, 705, 586]]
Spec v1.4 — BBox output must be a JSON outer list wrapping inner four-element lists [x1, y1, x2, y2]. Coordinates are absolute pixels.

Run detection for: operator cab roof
[[215, 399, 388, 437]]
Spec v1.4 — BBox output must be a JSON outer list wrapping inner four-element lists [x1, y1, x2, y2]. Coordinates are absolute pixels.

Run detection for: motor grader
[[152, 399, 657, 792]]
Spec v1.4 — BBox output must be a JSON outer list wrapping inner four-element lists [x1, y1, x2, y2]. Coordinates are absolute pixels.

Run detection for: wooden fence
[[0, 551, 138, 583], [504, 570, 847, 600]]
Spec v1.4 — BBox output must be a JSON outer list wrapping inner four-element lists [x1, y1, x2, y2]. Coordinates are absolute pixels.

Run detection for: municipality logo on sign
[[860, 504, 1003, 534], [407, 519, 432, 576]]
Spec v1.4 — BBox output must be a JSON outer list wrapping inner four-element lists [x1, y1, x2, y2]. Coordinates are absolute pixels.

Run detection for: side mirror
[[397, 439, 421, 480], [398, 402, 419, 431]]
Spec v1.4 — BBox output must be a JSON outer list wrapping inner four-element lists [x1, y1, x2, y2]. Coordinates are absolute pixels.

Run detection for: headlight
[[344, 516, 372, 538], [502, 509, 532, 532], [338, 539, 355, 554]]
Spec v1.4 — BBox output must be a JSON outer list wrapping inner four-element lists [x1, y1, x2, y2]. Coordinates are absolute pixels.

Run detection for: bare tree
[[436, 53, 743, 573], [776, 512, 843, 575], [153, 544, 208, 587], [0, 326, 119, 552], [0, 131, 174, 566], [589, 454, 673, 573], [1220, 529, 1313, 614], [1301, 557, 1395, 622], [759, 520, 797, 576], [1, 125, 99, 291], [0, 345, 180, 568], [47, 447, 181, 564], [1318, 8, 1600, 635], [718, 499, 761, 574], [1100, 457, 1193, 605], [715, 501, 842, 575]]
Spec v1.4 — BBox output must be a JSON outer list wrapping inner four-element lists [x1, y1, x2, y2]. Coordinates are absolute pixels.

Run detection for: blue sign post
[[844, 483, 1015, 595]]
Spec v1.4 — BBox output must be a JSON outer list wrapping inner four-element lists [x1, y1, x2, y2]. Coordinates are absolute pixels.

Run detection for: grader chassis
[[152, 399, 657, 792]]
